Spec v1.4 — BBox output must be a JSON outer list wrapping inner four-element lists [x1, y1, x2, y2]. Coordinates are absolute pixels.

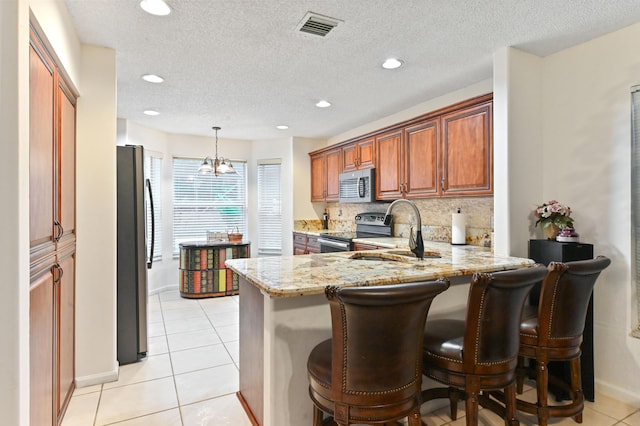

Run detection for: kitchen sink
[[349, 252, 409, 262]]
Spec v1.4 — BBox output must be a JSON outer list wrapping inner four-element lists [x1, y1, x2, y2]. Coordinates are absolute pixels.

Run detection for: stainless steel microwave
[[338, 169, 376, 203]]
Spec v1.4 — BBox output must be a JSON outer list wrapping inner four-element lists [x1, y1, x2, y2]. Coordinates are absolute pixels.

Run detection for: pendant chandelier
[[198, 126, 236, 176]]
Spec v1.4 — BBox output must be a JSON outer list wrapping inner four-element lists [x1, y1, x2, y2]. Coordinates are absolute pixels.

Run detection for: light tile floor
[[62, 290, 640, 425]]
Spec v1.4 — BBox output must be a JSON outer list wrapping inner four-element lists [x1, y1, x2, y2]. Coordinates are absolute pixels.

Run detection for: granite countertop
[[225, 241, 534, 298]]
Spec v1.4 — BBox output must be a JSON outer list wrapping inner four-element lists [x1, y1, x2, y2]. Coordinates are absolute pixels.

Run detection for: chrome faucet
[[383, 199, 424, 260]]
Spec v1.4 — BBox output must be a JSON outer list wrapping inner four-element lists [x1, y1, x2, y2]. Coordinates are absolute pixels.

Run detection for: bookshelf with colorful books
[[179, 241, 250, 298]]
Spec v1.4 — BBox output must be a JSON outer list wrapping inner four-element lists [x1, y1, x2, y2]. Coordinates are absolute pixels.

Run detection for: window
[[257, 159, 282, 256], [144, 153, 162, 260], [632, 86, 640, 337], [172, 157, 247, 254]]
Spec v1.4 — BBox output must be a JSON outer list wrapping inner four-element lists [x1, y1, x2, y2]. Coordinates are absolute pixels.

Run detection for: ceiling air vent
[[296, 12, 341, 37]]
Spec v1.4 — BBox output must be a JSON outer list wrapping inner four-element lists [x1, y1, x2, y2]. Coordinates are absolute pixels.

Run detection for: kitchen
[[3, 1, 640, 426]]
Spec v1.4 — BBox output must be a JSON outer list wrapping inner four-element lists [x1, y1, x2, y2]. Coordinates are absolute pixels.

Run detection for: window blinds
[[172, 157, 247, 254], [631, 86, 640, 336], [257, 160, 282, 256], [144, 153, 162, 260]]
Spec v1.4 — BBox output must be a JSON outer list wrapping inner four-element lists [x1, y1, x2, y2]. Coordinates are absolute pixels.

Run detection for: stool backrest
[[464, 265, 547, 372], [537, 256, 611, 347], [325, 279, 450, 403]]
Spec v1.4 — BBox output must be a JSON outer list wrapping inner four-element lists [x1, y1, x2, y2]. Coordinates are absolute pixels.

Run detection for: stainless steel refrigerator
[[117, 145, 155, 364]]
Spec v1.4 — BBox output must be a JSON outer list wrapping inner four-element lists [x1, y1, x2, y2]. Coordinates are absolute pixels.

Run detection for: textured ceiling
[[64, 0, 640, 141]]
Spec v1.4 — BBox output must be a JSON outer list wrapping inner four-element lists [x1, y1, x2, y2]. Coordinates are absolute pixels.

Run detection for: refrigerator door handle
[[146, 178, 155, 269]]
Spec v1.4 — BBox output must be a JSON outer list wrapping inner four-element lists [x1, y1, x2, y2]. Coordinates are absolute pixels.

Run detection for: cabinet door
[[56, 251, 75, 421], [404, 119, 439, 198], [58, 86, 76, 243], [353, 243, 380, 251], [357, 138, 375, 169], [441, 102, 493, 196], [325, 148, 341, 201], [30, 44, 56, 251], [310, 153, 326, 202], [343, 139, 375, 172], [376, 130, 403, 200], [30, 268, 55, 426], [342, 143, 358, 172], [306, 236, 320, 254]]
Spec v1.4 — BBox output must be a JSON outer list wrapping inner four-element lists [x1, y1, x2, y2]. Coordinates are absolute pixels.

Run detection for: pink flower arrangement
[[534, 200, 574, 230]]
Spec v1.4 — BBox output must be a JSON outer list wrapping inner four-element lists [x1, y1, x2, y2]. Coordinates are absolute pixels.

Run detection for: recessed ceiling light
[[316, 100, 331, 108], [382, 58, 403, 70], [142, 74, 164, 83], [140, 0, 171, 16], [144, 110, 160, 116], [276, 125, 289, 130]]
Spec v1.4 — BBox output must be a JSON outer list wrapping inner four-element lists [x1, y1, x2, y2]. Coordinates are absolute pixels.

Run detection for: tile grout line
[[159, 293, 186, 426]]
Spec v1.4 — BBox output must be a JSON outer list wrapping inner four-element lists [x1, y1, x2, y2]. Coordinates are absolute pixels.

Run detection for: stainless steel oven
[[317, 212, 392, 253]]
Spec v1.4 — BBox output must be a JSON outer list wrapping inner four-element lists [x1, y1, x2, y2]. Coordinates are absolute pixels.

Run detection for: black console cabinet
[[528, 239, 595, 401]]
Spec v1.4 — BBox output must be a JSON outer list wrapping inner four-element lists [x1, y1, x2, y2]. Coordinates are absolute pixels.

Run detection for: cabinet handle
[[441, 177, 445, 191], [53, 263, 63, 285], [54, 220, 64, 242]]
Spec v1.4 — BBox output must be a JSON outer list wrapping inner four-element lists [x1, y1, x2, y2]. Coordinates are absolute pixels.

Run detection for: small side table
[[528, 239, 595, 402], [179, 241, 250, 298]]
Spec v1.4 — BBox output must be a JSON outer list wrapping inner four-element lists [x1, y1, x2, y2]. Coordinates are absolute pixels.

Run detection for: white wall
[[328, 79, 493, 145], [74, 44, 118, 386], [493, 48, 544, 257], [537, 23, 640, 404], [0, 0, 30, 423]]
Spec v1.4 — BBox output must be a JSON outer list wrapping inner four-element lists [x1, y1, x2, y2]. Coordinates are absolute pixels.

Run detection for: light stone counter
[[226, 243, 534, 426], [225, 241, 534, 298]]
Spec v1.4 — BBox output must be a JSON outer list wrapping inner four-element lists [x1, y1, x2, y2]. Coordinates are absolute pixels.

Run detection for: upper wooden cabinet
[[342, 138, 375, 172], [310, 147, 341, 202], [441, 101, 493, 196], [376, 120, 440, 200], [309, 94, 493, 202], [375, 130, 403, 200]]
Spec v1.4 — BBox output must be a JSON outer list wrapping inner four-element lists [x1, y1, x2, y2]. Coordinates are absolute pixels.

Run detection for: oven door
[[318, 237, 352, 253]]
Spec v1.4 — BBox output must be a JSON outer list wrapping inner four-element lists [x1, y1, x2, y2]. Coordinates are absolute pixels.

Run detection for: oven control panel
[[354, 212, 388, 226]]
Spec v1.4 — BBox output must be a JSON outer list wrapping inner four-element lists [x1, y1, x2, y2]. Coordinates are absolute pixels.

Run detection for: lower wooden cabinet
[[30, 267, 55, 426], [353, 242, 382, 251], [56, 250, 76, 421], [293, 233, 321, 255]]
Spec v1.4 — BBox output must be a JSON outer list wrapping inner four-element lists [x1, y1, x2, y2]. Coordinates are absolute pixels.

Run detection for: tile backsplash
[[296, 197, 494, 247]]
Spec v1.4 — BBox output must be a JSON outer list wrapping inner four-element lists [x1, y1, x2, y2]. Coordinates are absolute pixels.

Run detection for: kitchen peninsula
[[225, 241, 534, 426]]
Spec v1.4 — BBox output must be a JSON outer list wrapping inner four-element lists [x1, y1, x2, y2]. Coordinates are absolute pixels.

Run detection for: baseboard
[[596, 379, 640, 407], [75, 367, 119, 388]]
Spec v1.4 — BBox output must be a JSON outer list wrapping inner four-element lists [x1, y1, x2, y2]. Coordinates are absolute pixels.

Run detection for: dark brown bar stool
[[307, 279, 450, 426], [421, 265, 547, 426], [514, 256, 611, 426]]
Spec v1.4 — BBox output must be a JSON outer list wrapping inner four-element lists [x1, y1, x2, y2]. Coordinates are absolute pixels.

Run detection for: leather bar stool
[[307, 279, 450, 426], [514, 256, 611, 426], [421, 265, 547, 426]]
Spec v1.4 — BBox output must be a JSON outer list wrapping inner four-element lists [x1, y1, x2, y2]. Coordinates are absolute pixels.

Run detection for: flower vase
[[543, 223, 560, 240]]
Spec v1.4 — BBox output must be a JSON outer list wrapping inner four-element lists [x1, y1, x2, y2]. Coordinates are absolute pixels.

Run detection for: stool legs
[[570, 357, 583, 423], [535, 356, 550, 426]]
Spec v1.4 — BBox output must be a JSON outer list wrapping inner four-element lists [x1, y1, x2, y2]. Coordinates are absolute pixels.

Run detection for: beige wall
[[539, 23, 640, 403]]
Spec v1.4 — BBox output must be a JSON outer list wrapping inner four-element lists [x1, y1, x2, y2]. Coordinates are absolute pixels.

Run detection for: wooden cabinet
[[293, 233, 321, 255], [310, 147, 341, 202], [29, 26, 77, 426], [342, 138, 375, 172], [376, 99, 492, 200], [376, 121, 440, 200], [441, 102, 493, 196], [353, 242, 382, 251]]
